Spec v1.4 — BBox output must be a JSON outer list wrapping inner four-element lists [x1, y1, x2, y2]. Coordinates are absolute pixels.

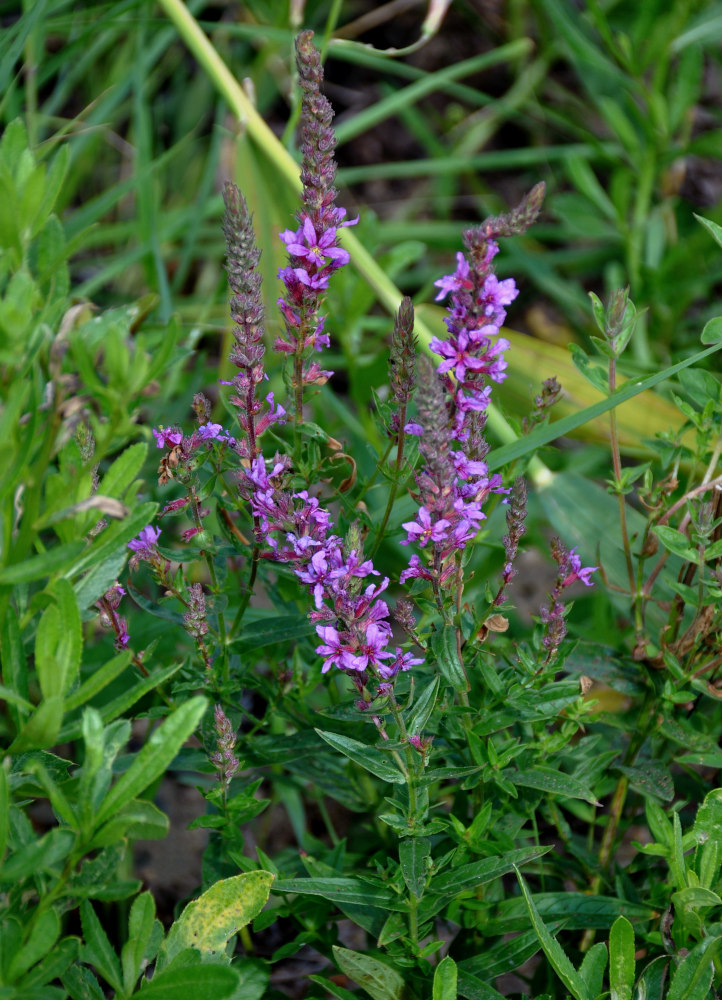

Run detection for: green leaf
[[89, 799, 169, 849], [577, 942, 607, 997], [133, 964, 239, 1000], [433, 956, 458, 1000], [0, 542, 85, 583], [456, 971, 506, 1000], [7, 907, 60, 981], [162, 872, 274, 966], [231, 614, 315, 649], [18, 936, 79, 989], [514, 868, 591, 1000], [62, 964, 106, 1000], [399, 837, 430, 899], [93, 696, 206, 827], [430, 846, 551, 899], [272, 876, 400, 910], [315, 729, 406, 784], [693, 788, 722, 889], [0, 826, 75, 882], [333, 946, 405, 1000], [667, 935, 722, 1000], [8, 695, 64, 753], [96, 443, 147, 500], [509, 766, 600, 806], [59, 660, 183, 742], [430, 626, 468, 692], [35, 579, 82, 700], [80, 900, 123, 993], [609, 916, 634, 1000], [695, 214, 722, 251], [653, 525, 697, 562], [1, 606, 29, 728], [404, 675, 439, 735], [64, 649, 133, 711]]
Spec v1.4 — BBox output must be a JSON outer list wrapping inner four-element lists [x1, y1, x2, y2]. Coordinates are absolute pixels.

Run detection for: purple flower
[[377, 648, 424, 680], [128, 525, 161, 555], [280, 218, 350, 267], [401, 506, 451, 547], [433, 252, 474, 301], [152, 426, 183, 449], [315, 625, 346, 673], [563, 548, 598, 588]]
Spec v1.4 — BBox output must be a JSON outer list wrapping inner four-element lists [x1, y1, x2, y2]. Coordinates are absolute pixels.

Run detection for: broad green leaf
[[515, 868, 591, 1000], [399, 837, 430, 899], [163, 872, 274, 965], [93, 696, 206, 826], [333, 946, 405, 1000], [80, 901, 122, 993], [509, 766, 600, 806], [137, 964, 239, 1000], [7, 908, 60, 981], [433, 956, 458, 1000], [609, 916, 634, 1000], [430, 626, 468, 692], [315, 729, 406, 784]]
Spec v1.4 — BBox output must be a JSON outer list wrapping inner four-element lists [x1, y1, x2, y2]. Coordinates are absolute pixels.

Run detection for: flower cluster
[[400, 188, 546, 589], [242, 456, 422, 689], [540, 538, 598, 661], [274, 31, 357, 391]]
